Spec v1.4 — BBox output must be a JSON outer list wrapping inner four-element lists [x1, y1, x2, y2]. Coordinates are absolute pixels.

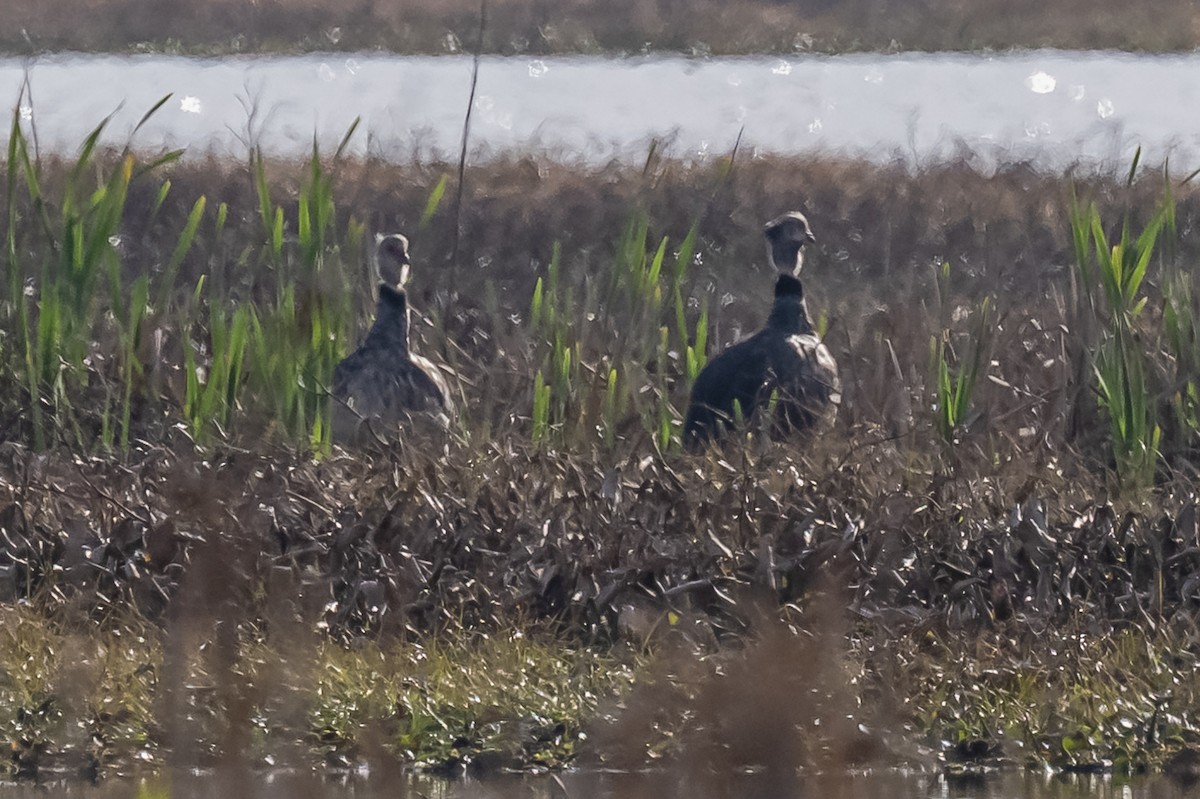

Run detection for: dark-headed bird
[[682, 212, 840, 450], [331, 233, 454, 443]]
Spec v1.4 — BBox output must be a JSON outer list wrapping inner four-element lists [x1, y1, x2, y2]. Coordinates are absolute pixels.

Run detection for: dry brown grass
[[3, 0, 1200, 55]]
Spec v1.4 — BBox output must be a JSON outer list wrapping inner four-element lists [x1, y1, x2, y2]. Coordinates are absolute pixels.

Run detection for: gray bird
[[331, 234, 454, 443], [683, 212, 840, 450]]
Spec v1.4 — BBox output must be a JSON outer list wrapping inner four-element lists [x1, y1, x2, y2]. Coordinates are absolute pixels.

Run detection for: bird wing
[[767, 334, 841, 430], [330, 346, 453, 439], [782, 334, 840, 402], [407, 354, 455, 416]]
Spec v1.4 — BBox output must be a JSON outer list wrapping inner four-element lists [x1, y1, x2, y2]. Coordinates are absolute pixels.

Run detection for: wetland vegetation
[[5, 107, 1200, 788]]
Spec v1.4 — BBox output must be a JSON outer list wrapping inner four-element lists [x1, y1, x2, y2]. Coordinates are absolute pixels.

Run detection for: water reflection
[[0, 771, 1193, 799], [1025, 71, 1057, 94], [1, 51, 1198, 169]]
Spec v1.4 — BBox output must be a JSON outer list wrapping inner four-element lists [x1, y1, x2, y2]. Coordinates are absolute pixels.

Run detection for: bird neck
[[364, 284, 411, 355], [770, 240, 804, 276], [767, 275, 815, 335]]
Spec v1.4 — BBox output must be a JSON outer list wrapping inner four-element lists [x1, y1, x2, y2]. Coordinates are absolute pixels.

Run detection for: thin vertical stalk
[[451, 0, 488, 268]]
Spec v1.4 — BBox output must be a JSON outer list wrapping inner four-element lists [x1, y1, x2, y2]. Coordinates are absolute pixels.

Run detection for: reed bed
[[5, 110, 1200, 781]]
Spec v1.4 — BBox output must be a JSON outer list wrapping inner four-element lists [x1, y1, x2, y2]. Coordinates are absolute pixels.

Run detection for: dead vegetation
[[3, 0, 1200, 55], [5, 149, 1200, 781]]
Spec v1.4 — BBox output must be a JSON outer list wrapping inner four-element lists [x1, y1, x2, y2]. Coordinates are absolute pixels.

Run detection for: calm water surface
[[0, 51, 1197, 168]]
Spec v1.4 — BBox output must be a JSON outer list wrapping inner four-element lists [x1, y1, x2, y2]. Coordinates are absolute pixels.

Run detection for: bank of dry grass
[[3, 0, 1200, 55]]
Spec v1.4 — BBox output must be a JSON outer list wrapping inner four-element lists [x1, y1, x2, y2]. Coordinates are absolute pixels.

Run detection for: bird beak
[[805, 231, 817, 244], [374, 232, 386, 245]]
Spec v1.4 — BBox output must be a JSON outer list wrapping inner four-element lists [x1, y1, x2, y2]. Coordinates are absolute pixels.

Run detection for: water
[[1, 51, 1198, 169], [0, 770, 1189, 799]]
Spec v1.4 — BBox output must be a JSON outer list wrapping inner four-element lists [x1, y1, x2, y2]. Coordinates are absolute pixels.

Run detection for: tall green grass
[[182, 278, 250, 440], [3, 100, 187, 450], [930, 316, 991, 444], [1069, 159, 1170, 488], [239, 141, 363, 451], [525, 211, 706, 450], [927, 260, 992, 445], [0, 103, 368, 453]]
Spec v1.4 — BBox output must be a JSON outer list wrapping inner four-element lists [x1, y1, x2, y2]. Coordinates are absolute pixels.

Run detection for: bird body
[[331, 235, 453, 443], [683, 211, 840, 450], [683, 274, 839, 449]]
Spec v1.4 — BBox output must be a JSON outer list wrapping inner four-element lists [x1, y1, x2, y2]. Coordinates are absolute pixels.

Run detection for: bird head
[[763, 211, 816, 277], [374, 232, 412, 289]]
